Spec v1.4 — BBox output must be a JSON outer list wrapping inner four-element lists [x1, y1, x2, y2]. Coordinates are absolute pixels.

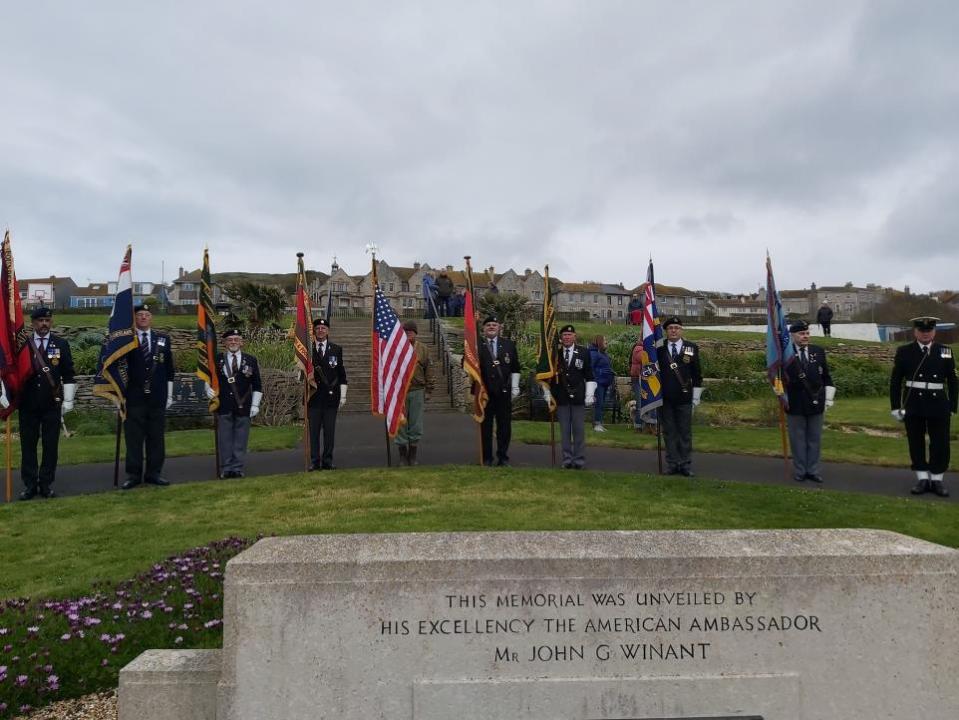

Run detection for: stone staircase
[[326, 319, 458, 414]]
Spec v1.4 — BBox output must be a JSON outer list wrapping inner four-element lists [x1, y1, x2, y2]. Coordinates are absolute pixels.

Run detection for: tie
[[565, 348, 572, 366], [231, 354, 239, 375], [801, 348, 808, 365], [33, 338, 45, 371], [491, 340, 497, 357], [140, 332, 150, 360], [671, 343, 679, 361], [922, 345, 929, 357]]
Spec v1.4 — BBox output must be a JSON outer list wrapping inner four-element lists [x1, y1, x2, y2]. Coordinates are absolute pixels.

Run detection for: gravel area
[[14, 692, 116, 720]]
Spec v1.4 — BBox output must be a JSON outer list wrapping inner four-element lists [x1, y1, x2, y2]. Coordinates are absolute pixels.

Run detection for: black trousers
[[904, 414, 951, 474], [308, 402, 338, 467], [125, 403, 167, 480], [481, 392, 512, 464], [19, 405, 61, 492], [820, 322, 831, 336]]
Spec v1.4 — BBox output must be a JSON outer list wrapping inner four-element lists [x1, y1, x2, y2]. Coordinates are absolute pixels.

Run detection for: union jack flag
[[371, 277, 415, 437]]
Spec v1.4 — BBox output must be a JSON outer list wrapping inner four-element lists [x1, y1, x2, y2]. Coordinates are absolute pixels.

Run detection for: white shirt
[[139, 330, 151, 349], [316, 341, 327, 355], [670, 340, 684, 357], [228, 351, 243, 370]]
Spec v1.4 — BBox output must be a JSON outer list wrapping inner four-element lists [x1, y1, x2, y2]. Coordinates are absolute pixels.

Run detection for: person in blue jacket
[[588, 335, 615, 432]]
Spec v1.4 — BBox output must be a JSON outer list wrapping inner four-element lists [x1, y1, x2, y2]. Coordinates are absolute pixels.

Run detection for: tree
[[222, 281, 288, 330], [477, 292, 530, 339]]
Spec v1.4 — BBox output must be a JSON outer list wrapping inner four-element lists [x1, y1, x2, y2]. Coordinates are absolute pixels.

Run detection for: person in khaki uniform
[[395, 320, 433, 465]]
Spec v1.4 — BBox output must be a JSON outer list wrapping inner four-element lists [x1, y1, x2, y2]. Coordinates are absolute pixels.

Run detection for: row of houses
[[19, 265, 939, 323]]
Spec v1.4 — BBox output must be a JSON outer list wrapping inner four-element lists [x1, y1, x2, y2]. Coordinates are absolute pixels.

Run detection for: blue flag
[[93, 246, 137, 418], [765, 253, 796, 409], [638, 260, 664, 423]]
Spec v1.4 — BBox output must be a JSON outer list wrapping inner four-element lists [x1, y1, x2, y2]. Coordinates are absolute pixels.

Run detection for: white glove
[[205, 383, 215, 401], [61, 383, 77, 415], [542, 387, 553, 406], [510, 373, 520, 400], [584, 381, 597, 408], [692, 386, 704, 407], [891, 408, 905, 422], [0, 381, 9, 410], [166, 381, 174, 410], [339, 384, 348, 409], [824, 386, 836, 409], [250, 391, 262, 418]]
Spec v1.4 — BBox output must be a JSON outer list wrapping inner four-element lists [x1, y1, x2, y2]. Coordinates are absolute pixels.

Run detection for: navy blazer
[[660, 340, 703, 405], [309, 341, 348, 407], [126, 330, 176, 407], [550, 344, 594, 406], [22, 333, 75, 411], [216, 352, 263, 417], [784, 344, 833, 416], [479, 337, 521, 396]]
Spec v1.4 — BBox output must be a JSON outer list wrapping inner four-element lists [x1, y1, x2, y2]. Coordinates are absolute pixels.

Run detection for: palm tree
[[223, 281, 287, 330]]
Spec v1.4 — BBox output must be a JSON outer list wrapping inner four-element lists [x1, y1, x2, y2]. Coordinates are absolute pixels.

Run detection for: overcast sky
[[2, 1, 957, 293]]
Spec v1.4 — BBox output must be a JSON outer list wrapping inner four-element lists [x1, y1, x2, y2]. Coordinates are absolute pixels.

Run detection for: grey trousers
[[786, 412, 824, 478], [217, 414, 251, 475], [556, 404, 586, 468], [395, 389, 425, 446], [660, 402, 693, 471]]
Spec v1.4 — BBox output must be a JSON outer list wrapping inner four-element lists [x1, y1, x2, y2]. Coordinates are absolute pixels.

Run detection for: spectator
[[486, 281, 500, 296], [588, 335, 615, 432], [422, 272, 437, 319], [435, 270, 454, 316], [627, 293, 643, 325], [449, 288, 465, 317], [816, 301, 833, 337]]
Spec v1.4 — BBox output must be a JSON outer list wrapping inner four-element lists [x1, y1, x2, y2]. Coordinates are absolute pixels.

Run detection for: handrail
[[424, 290, 457, 409]]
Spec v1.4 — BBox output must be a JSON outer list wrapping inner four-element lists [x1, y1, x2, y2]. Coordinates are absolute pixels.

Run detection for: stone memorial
[[119, 529, 958, 719]]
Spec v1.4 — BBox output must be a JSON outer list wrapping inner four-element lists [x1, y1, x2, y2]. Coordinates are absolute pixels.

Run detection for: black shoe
[[145, 476, 170, 487], [680, 467, 695, 477], [309, 463, 322, 471], [910, 479, 930, 495], [794, 475, 806, 483], [322, 464, 335, 471], [573, 464, 585, 471], [484, 460, 495, 467], [496, 460, 510, 467], [805, 474, 823, 484], [932, 482, 950, 498], [19, 488, 38, 501], [561, 462, 573, 469], [397, 445, 408, 460], [40, 487, 56, 498], [121, 477, 142, 490], [665, 467, 680, 476]]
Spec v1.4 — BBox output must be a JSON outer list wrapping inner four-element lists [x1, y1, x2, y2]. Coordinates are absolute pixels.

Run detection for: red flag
[[0, 231, 32, 419], [292, 252, 316, 400], [370, 261, 416, 437], [462, 259, 487, 422]]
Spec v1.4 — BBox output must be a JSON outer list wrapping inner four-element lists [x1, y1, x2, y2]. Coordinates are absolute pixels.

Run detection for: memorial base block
[[119, 529, 959, 719]]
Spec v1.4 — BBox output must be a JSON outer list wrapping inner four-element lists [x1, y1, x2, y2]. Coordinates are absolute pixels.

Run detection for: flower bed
[[0, 538, 254, 718]]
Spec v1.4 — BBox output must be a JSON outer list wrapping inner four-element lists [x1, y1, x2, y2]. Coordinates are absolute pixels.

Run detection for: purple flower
[[140, 610, 153, 620], [15, 674, 28, 687], [61, 633, 72, 641], [174, 636, 183, 645], [47, 674, 60, 690]]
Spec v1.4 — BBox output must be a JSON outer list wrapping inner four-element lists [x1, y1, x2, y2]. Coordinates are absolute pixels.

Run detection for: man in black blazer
[[122, 304, 176, 489], [308, 318, 348, 470], [784, 320, 835, 483], [19, 306, 76, 500], [477, 315, 521, 466], [208, 328, 263, 478], [659, 316, 703, 477], [544, 324, 595, 469], [890, 316, 957, 497]]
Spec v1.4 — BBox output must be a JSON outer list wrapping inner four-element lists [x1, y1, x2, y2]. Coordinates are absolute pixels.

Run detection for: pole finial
[[296, 252, 304, 259]]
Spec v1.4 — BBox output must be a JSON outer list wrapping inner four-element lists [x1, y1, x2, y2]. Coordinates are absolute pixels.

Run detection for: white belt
[[906, 381, 944, 390]]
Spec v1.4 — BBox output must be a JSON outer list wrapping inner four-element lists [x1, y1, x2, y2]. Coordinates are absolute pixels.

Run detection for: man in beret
[[544, 324, 595, 469], [207, 329, 263, 478], [659, 316, 703, 477], [890, 317, 957, 497], [308, 317, 347, 470], [394, 320, 433, 465], [122, 304, 175, 489], [19, 306, 76, 500], [477, 315, 521, 466], [784, 320, 835, 483]]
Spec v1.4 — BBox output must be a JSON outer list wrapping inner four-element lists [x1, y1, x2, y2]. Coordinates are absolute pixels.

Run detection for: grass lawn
[[3, 466, 959, 599], [5, 425, 302, 465], [700, 396, 901, 429]]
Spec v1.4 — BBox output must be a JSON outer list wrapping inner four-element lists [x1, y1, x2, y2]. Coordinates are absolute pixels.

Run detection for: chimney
[[524, 268, 531, 277], [413, 262, 420, 270], [178, 266, 184, 279], [446, 264, 453, 271]]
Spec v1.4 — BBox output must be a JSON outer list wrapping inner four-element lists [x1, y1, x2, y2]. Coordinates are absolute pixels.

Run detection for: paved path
[[3, 413, 953, 504]]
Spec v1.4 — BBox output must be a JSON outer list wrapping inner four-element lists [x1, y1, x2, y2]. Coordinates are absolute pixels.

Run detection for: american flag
[[371, 283, 416, 437]]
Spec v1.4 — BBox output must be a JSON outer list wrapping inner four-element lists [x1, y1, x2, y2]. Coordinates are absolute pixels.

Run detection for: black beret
[[912, 316, 939, 331], [559, 324, 576, 334], [222, 328, 242, 339], [482, 315, 500, 325], [662, 316, 683, 329], [789, 320, 809, 333], [30, 306, 53, 320], [312, 318, 329, 328], [134, 304, 151, 313], [403, 320, 418, 333]]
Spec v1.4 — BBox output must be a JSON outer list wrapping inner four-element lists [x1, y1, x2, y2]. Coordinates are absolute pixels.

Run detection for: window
[[617, 296, 624, 305], [401, 282, 410, 292], [181, 283, 194, 291], [593, 294, 598, 303], [388, 282, 394, 292], [607, 295, 612, 305], [532, 290, 542, 300], [578, 293, 584, 302], [617, 310, 623, 318], [402, 298, 414, 308]]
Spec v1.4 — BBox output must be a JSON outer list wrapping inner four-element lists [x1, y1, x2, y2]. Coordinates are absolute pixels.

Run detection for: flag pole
[[384, 418, 392, 467], [370, 251, 393, 469], [5, 417, 11, 502], [655, 409, 663, 474], [113, 410, 122, 488], [778, 371, 790, 481], [549, 408, 556, 467], [303, 379, 310, 472]]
